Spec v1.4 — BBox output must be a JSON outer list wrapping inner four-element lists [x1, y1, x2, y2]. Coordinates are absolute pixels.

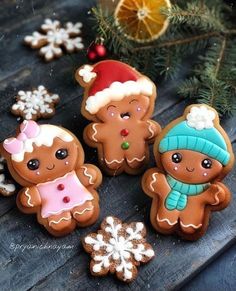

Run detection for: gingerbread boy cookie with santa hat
[[142, 104, 234, 240], [1, 120, 102, 236], [76, 60, 161, 175]]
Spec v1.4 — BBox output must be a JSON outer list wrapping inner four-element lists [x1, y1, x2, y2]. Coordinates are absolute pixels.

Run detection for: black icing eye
[[172, 153, 182, 163], [202, 159, 212, 169], [27, 159, 40, 170], [55, 149, 68, 160]]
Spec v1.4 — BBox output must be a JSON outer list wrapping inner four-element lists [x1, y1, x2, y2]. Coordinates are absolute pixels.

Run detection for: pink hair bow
[[3, 120, 40, 155]]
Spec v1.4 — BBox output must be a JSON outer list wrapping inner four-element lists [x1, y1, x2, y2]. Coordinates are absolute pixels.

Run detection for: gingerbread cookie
[[0, 156, 16, 196], [142, 104, 234, 240], [11, 85, 60, 121], [1, 120, 102, 236], [76, 60, 161, 175], [82, 216, 155, 282], [24, 19, 84, 61]]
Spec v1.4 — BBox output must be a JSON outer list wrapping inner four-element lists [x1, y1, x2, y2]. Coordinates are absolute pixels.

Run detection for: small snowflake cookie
[[82, 216, 155, 282], [0, 156, 16, 196], [11, 85, 60, 121], [24, 19, 84, 61]]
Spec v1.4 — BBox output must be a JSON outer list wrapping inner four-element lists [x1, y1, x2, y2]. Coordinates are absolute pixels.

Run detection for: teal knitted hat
[[159, 106, 230, 165]]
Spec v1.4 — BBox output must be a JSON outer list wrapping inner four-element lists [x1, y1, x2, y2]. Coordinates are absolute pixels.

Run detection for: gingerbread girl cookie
[[1, 120, 102, 236], [75, 60, 161, 175], [142, 104, 234, 240]]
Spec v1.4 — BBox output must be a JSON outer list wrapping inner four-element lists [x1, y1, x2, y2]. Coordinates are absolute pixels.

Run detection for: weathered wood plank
[[30, 142, 236, 291], [182, 243, 236, 291]]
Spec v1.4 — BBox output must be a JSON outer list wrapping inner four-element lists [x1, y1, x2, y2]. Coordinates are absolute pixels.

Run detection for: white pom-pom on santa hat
[[79, 60, 155, 115]]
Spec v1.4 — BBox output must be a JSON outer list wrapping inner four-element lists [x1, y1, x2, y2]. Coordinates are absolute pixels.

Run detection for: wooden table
[[0, 1, 235, 290]]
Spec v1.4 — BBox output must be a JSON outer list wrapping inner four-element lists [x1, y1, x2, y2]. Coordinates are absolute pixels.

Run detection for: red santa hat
[[77, 60, 154, 114]]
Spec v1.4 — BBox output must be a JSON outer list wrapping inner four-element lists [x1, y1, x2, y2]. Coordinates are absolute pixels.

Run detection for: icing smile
[[120, 112, 130, 120], [186, 167, 195, 172], [46, 164, 55, 171]]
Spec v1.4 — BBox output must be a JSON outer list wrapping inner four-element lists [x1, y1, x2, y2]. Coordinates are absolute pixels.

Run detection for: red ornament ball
[[87, 42, 107, 62]]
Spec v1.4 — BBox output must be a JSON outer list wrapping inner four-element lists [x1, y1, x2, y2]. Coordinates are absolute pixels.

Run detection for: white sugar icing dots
[[186, 106, 216, 130]]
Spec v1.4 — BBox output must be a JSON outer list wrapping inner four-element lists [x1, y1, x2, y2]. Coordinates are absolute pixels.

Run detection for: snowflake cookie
[[0, 156, 16, 196], [11, 85, 60, 121], [24, 19, 84, 61], [82, 216, 155, 282]]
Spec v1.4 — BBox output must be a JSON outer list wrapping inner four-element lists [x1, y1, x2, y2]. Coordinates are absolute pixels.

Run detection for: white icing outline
[[73, 206, 94, 217], [49, 215, 72, 226], [212, 192, 220, 205], [105, 158, 124, 165], [180, 221, 202, 229], [147, 121, 155, 139], [38, 171, 94, 218], [85, 78, 153, 114], [92, 123, 98, 142], [150, 173, 158, 192], [81, 166, 94, 184], [25, 188, 34, 207], [127, 156, 145, 164], [157, 215, 178, 226], [84, 217, 154, 281], [24, 19, 84, 61], [11, 85, 59, 120]]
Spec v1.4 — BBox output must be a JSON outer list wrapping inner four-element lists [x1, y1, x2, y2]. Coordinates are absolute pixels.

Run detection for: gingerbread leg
[[103, 146, 125, 170], [155, 203, 180, 231], [125, 143, 146, 169], [179, 198, 205, 234], [47, 211, 72, 231], [72, 201, 95, 223]]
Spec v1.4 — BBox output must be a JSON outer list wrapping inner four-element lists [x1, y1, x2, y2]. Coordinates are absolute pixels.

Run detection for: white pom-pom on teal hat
[[159, 106, 230, 166]]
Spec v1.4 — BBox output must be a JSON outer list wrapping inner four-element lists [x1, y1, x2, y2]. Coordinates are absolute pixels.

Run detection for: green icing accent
[[165, 175, 210, 211], [121, 141, 130, 150]]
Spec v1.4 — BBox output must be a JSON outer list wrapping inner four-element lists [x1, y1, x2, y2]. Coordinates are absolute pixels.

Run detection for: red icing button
[[63, 196, 70, 203], [120, 129, 129, 137], [57, 184, 65, 191]]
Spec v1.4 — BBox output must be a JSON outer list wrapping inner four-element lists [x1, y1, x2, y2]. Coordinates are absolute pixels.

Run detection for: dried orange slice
[[115, 0, 171, 43]]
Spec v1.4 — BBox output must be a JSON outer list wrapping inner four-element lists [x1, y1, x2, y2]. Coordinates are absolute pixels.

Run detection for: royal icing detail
[[3, 121, 73, 162], [24, 19, 84, 61], [157, 215, 177, 226], [11, 85, 59, 120], [150, 173, 158, 192], [78, 65, 97, 83], [92, 124, 99, 142], [25, 188, 34, 207], [37, 171, 93, 218], [127, 156, 146, 164], [81, 166, 94, 184], [186, 105, 216, 130], [49, 215, 72, 226], [85, 78, 153, 115], [73, 206, 94, 217], [83, 216, 154, 282], [147, 120, 155, 139], [180, 222, 202, 229], [105, 158, 125, 165]]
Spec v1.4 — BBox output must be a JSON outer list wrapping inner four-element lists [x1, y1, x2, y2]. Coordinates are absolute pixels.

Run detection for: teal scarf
[[165, 175, 209, 211]]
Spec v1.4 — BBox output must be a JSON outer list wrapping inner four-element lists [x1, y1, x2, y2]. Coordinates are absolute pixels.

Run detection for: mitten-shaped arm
[[202, 183, 227, 206], [19, 186, 41, 208], [84, 123, 106, 143], [76, 164, 102, 188], [142, 120, 161, 141]]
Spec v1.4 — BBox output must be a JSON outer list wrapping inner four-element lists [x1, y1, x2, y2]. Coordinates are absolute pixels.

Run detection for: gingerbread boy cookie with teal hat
[[142, 104, 234, 240], [75, 60, 161, 175], [1, 120, 102, 236]]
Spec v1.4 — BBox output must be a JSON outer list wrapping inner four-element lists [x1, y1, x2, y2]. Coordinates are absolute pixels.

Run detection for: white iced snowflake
[[12, 85, 60, 120], [24, 19, 84, 61], [186, 105, 216, 130], [83, 216, 154, 282], [78, 65, 97, 83], [0, 156, 16, 196]]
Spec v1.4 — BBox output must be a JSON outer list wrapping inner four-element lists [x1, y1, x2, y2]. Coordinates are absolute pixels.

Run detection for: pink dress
[[37, 171, 93, 218]]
